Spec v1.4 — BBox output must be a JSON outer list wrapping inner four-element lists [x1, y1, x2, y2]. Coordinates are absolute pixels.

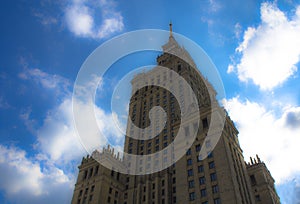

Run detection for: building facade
[[71, 26, 280, 204]]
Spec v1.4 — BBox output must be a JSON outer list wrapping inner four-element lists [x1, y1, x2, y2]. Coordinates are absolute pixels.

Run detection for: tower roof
[[162, 23, 197, 68]]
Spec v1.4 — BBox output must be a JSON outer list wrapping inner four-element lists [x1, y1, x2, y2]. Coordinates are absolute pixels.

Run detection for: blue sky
[[0, 0, 300, 203]]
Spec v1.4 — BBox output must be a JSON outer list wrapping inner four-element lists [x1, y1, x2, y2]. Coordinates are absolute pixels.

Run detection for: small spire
[[169, 21, 173, 37]]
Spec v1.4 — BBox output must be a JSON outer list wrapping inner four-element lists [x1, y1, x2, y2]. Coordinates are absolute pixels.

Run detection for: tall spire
[[169, 21, 173, 37]]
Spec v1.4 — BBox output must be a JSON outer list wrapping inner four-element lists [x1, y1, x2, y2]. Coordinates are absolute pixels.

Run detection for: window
[[115, 191, 118, 197], [95, 165, 99, 176], [83, 170, 87, 180], [109, 187, 112, 194], [255, 195, 261, 201], [202, 202, 208, 204], [214, 198, 221, 204], [173, 177, 176, 184], [189, 192, 195, 201], [91, 185, 95, 192], [173, 187, 176, 193], [152, 183, 155, 189], [207, 152, 213, 158], [187, 169, 193, 177], [177, 64, 182, 72], [202, 118, 208, 129], [198, 165, 204, 173], [188, 180, 195, 188], [187, 159, 192, 166], [209, 161, 215, 169], [196, 144, 201, 152], [155, 138, 159, 144], [173, 196, 177, 203], [162, 189, 165, 196], [162, 180, 165, 186], [197, 155, 202, 162], [107, 196, 111, 203], [89, 195, 93, 201], [79, 190, 82, 196], [212, 185, 219, 193], [200, 189, 207, 197], [210, 173, 217, 181], [250, 175, 257, 185], [183, 124, 190, 135], [199, 176, 205, 185], [186, 149, 191, 156]]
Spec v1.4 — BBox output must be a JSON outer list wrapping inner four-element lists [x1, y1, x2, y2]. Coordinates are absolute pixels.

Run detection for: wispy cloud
[[65, 0, 124, 39], [33, 12, 58, 26], [228, 2, 300, 90], [19, 67, 70, 96], [0, 96, 10, 109]]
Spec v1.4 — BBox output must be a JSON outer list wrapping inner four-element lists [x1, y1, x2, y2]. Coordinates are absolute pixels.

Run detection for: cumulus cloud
[[65, 0, 124, 39], [5, 67, 126, 203], [228, 2, 300, 90], [223, 97, 300, 184], [0, 145, 73, 204]]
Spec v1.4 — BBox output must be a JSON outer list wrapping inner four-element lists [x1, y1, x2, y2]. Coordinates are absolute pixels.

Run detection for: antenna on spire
[[169, 21, 173, 37]]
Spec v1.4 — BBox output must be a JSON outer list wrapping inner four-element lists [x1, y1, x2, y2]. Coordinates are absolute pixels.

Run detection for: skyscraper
[[71, 25, 280, 204]]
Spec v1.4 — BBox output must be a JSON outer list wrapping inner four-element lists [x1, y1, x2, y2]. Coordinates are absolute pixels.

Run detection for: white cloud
[[3, 67, 126, 203], [223, 97, 300, 184], [229, 3, 300, 90], [19, 68, 70, 93], [65, 2, 94, 36], [0, 145, 73, 204], [65, 0, 124, 39]]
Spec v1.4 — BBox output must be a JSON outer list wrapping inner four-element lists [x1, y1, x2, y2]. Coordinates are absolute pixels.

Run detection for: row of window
[[187, 169, 218, 182], [82, 166, 99, 180], [189, 192, 221, 203], [187, 159, 215, 168], [188, 180, 219, 192], [77, 185, 95, 204]]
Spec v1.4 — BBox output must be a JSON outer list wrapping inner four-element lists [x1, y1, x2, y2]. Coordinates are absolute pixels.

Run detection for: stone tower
[[71, 25, 280, 204]]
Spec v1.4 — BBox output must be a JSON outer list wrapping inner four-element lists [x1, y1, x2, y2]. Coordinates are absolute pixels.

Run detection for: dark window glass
[[189, 192, 195, 201], [200, 189, 207, 197]]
